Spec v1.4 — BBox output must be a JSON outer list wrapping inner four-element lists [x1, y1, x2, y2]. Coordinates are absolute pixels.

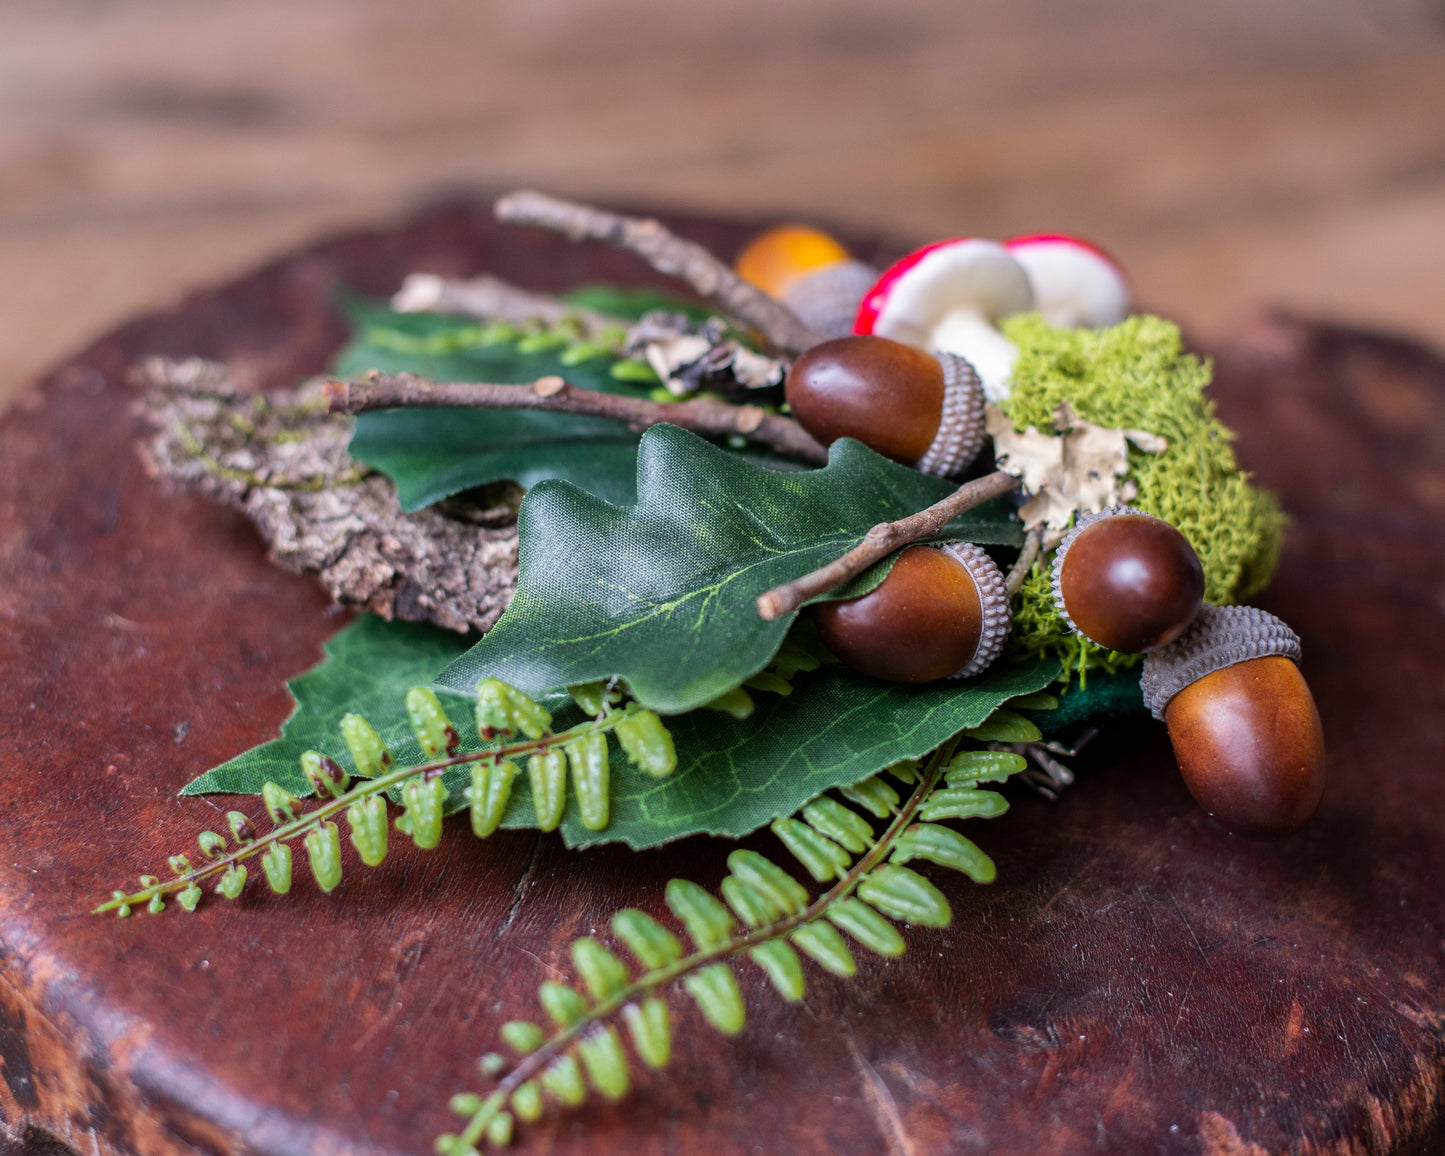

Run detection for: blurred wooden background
[[2, 0, 1444, 407]]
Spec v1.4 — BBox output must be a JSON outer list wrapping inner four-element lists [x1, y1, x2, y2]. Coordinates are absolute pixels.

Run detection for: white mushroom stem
[[929, 309, 1021, 403]]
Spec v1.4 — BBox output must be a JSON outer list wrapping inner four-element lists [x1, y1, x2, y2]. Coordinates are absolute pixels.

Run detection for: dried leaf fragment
[[985, 401, 1167, 546]]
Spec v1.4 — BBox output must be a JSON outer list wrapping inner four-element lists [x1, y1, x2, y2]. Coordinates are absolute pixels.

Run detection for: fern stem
[[94, 707, 647, 915], [453, 735, 961, 1148]]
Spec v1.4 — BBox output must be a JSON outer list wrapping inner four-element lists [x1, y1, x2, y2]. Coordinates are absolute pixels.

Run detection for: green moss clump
[[999, 314, 1285, 681]]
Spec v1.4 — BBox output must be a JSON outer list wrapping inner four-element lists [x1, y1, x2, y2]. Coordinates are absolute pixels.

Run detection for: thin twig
[[325, 370, 829, 465], [756, 471, 1021, 621], [391, 272, 627, 337], [494, 190, 824, 355], [1004, 525, 1044, 598]]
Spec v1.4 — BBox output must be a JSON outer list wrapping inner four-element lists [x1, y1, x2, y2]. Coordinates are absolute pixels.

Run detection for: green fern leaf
[[964, 708, 1042, 743], [801, 798, 874, 853], [525, 750, 567, 832], [261, 844, 292, 895], [825, 897, 906, 957], [771, 817, 852, 882], [565, 731, 609, 831], [571, 938, 630, 1002], [467, 760, 519, 838], [611, 910, 683, 970], [303, 823, 342, 892], [540, 1056, 586, 1107], [719, 876, 783, 929], [576, 1026, 630, 1100], [726, 850, 808, 916], [790, 922, 857, 977], [499, 1022, 545, 1055], [538, 983, 588, 1029], [857, 865, 953, 928], [918, 786, 1010, 823], [683, 965, 747, 1036], [943, 749, 1029, 785], [747, 940, 807, 1002], [665, 879, 735, 949], [891, 823, 998, 883], [428, 732, 1037, 1150], [838, 776, 900, 818], [484, 1111, 513, 1147], [622, 999, 672, 1069], [510, 1082, 543, 1123]]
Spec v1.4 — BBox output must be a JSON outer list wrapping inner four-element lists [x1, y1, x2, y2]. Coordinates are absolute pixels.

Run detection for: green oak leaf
[[184, 615, 1058, 850], [436, 424, 1023, 715], [334, 305, 655, 509]]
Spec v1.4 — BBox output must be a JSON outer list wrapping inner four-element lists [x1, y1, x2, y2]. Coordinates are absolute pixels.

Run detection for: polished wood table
[[1, 205, 1442, 1156]]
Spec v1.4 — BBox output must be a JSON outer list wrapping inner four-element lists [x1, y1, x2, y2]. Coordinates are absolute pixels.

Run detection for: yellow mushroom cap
[[735, 224, 850, 299]]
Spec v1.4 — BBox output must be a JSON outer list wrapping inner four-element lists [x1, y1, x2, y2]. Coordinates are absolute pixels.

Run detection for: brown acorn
[[815, 542, 1010, 683], [1052, 506, 1205, 653], [784, 335, 986, 479], [1141, 604, 1326, 838]]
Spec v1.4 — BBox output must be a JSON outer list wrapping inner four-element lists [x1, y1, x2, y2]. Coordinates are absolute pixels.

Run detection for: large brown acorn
[[1141, 604, 1326, 838], [1052, 506, 1205, 653], [815, 542, 1010, 683], [784, 335, 986, 479]]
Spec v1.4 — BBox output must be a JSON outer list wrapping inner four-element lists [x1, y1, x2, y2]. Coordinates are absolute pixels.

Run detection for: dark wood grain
[[0, 205, 1442, 1156]]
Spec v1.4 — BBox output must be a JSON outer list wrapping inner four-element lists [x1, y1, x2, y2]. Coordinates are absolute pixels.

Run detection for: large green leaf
[[184, 615, 1058, 850], [581, 657, 1056, 849], [334, 306, 656, 509], [437, 424, 1023, 714]]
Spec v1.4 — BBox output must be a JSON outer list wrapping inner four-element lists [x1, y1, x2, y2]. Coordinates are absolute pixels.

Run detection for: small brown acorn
[[815, 542, 1010, 683], [784, 335, 986, 479], [1052, 506, 1205, 653], [1141, 604, 1326, 838]]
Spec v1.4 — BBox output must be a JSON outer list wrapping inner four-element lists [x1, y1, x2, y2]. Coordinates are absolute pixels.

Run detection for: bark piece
[[135, 357, 517, 633]]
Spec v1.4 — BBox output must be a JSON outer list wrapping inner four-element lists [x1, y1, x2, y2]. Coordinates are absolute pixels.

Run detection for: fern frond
[[94, 681, 677, 917], [443, 730, 1026, 1149]]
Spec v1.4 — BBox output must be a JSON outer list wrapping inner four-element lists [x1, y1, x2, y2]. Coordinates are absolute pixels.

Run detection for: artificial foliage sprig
[[95, 679, 676, 917], [439, 730, 1027, 1151]]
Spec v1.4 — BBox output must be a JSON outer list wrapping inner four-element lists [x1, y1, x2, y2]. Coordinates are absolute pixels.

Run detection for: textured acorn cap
[[1049, 505, 1147, 633], [1140, 603, 1302, 720], [781, 259, 880, 340], [914, 352, 987, 479], [939, 541, 1011, 679]]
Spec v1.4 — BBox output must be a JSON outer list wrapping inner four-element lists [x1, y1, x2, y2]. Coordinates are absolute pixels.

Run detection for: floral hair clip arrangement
[[102, 191, 1321, 1151]]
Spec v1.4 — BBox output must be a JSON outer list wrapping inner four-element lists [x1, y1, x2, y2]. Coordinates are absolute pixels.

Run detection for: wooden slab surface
[[0, 204, 1442, 1156]]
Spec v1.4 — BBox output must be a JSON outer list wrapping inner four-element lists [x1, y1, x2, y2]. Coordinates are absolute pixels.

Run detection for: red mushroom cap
[[1004, 234, 1130, 329], [853, 237, 1034, 400]]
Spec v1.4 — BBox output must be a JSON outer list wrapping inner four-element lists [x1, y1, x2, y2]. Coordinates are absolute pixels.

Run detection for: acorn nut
[[1141, 604, 1326, 839], [815, 542, 1010, 683], [785, 334, 986, 479], [1052, 506, 1205, 653]]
